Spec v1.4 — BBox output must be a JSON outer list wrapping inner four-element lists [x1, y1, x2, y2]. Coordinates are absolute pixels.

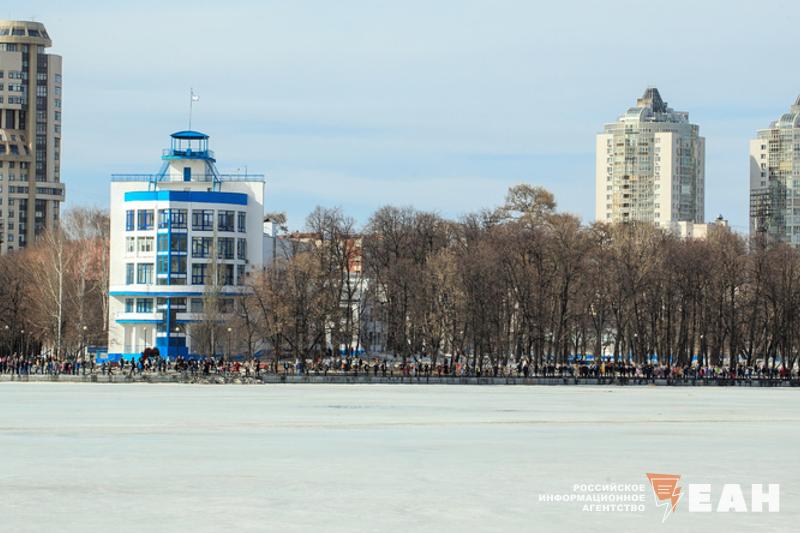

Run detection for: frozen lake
[[0, 383, 797, 532]]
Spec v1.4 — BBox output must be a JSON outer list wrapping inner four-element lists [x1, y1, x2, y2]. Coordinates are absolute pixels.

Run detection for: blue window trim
[[191, 210, 214, 231], [137, 209, 154, 230], [136, 263, 154, 284], [191, 263, 207, 285], [124, 191, 247, 205], [217, 210, 235, 232], [135, 298, 154, 313], [191, 236, 212, 258]]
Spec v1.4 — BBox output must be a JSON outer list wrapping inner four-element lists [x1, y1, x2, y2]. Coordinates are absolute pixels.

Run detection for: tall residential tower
[[595, 88, 704, 230], [749, 96, 800, 245], [0, 20, 65, 253]]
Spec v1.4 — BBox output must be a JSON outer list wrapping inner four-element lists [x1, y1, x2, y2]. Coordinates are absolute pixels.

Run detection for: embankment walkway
[[1, 373, 798, 387]]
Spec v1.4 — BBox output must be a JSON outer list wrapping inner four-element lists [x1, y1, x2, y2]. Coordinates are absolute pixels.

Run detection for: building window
[[191, 236, 212, 258], [137, 236, 154, 253], [136, 298, 153, 313], [126, 263, 135, 285], [237, 212, 246, 232], [125, 210, 134, 231], [217, 210, 235, 232], [157, 234, 169, 252], [220, 299, 234, 313], [125, 236, 135, 254], [170, 256, 187, 275], [191, 263, 207, 285], [137, 209, 154, 230], [190, 298, 204, 313], [159, 208, 188, 229], [158, 209, 170, 229], [219, 264, 234, 286], [136, 263, 153, 284], [237, 264, 246, 286], [157, 256, 169, 281], [237, 238, 247, 260], [171, 208, 187, 229], [125, 298, 134, 313], [170, 234, 187, 253], [217, 237, 234, 259], [192, 209, 213, 231]]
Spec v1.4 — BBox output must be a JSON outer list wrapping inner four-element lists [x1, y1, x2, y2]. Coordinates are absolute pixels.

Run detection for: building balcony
[[109, 284, 250, 297], [35, 185, 65, 200], [114, 312, 160, 323]]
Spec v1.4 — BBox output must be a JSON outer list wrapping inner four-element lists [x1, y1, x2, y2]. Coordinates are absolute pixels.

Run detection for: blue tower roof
[[171, 130, 209, 140], [163, 130, 215, 163]]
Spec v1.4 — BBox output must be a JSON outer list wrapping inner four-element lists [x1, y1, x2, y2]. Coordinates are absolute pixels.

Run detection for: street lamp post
[[166, 325, 182, 371], [699, 334, 705, 368], [82, 325, 88, 375], [227, 327, 232, 361]]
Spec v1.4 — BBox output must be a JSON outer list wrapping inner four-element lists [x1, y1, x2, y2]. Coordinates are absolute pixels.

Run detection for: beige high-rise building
[[0, 20, 64, 253], [595, 88, 704, 231], [749, 96, 800, 245]]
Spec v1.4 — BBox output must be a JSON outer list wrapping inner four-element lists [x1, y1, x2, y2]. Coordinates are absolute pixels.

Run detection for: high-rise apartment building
[[749, 96, 800, 245], [595, 88, 704, 230], [0, 20, 64, 253]]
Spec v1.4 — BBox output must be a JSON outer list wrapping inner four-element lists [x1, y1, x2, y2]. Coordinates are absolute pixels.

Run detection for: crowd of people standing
[[1, 352, 797, 384], [0, 354, 94, 376]]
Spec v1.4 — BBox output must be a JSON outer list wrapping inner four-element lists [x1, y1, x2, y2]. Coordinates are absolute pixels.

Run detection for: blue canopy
[[171, 130, 209, 140]]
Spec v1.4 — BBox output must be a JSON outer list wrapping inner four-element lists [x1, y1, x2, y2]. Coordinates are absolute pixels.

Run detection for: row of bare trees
[[223, 208, 366, 362], [4, 187, 800, 371], [0, 208, 109, 358], [232, 185, 799, 371]]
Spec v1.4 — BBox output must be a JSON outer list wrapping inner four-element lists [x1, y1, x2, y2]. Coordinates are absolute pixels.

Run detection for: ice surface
[[0, 383, 797, 532]]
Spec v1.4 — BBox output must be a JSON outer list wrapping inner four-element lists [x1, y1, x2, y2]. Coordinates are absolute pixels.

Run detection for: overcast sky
[[12, 0, 800, 231]]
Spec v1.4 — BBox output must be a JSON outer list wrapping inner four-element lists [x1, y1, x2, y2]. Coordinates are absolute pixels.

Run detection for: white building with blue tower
[[107, 131, 265, 361]]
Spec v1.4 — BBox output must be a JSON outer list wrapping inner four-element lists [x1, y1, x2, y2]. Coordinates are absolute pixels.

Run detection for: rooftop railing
[[162, 148, 216, 159], [111, 173, 265, 182]]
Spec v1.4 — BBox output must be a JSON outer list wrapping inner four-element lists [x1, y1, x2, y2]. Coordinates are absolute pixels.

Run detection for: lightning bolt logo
[[646, 473, 682, 522]]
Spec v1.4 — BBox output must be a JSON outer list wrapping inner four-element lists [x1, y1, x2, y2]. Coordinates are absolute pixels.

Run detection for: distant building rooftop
[[0, 20, 52, 47]]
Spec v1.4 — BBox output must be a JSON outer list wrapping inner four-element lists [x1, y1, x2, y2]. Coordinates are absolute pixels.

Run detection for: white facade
[[749, 96, 800, 245], [107, 131, 265, 361], [0, 20, 65, 253], [596, 88, 705, 230], [672, 216, 728, 240]]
